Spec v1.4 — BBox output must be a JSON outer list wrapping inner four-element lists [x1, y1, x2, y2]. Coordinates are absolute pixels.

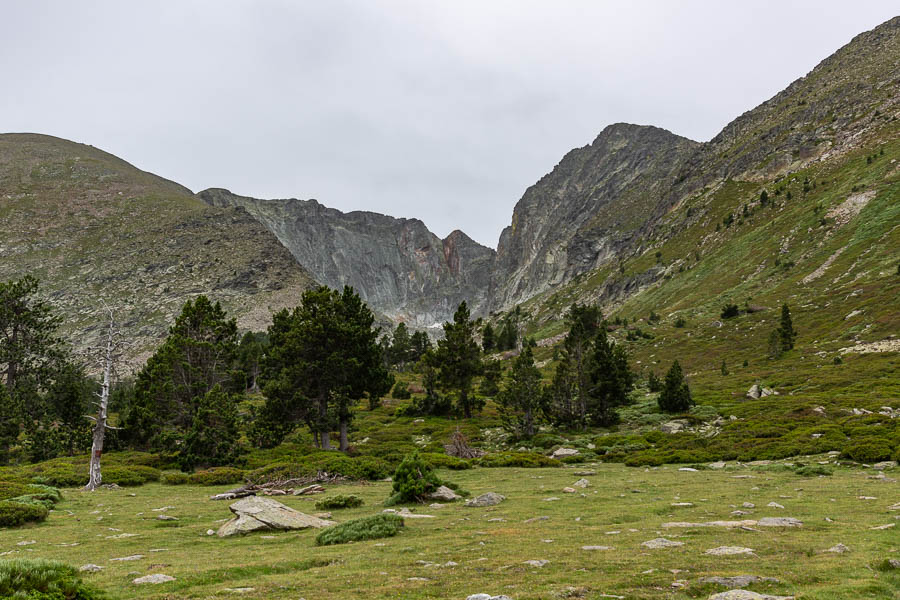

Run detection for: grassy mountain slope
[[0, 133, 317, 359]]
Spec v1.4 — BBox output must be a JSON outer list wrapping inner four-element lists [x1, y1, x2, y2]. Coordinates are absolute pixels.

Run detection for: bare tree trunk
[[339, 420, 348, 452], [84, 317, 114, 491], [321, 430, 331, 450]]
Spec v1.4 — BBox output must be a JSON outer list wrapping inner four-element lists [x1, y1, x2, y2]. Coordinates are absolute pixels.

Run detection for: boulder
[[465, 492, 505, 507], [217, 496, 335, 537], [551, 448, 579, 459], [746, 385, 761, 400], [427, 485, 462, 501], [572, 478, 590, 488], [660, 420, 688, 434], [523, 559, 549, 568], [705, 546, 755, 556], [872, 461, 897, 470], [825, 543, 850, 554], [467, 595, 512, 600], [79, 564, 103, 573]]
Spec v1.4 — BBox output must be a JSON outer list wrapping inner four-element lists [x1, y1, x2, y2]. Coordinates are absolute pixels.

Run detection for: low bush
[[419, 452, 471, 470], [478, 452, 561, 468], [161, 471, 190, 485], [188, 467, 245, 486], [24, 484, 62, 504], [100, 465, 160, 487], [315, 513, 404, 546], [0, 558, 106, 599], [30, 465, 83, 488], [0, 481, 30, 501], [794, 464, 833, 477], [387, 451, 443, 504], [842, 440, 893, 463], [530, 433, 567, 449], [246, 454, 393, 484], [0, 500, 49, 527], [315, 494, 364, 510], [391, 382, 412, 399]]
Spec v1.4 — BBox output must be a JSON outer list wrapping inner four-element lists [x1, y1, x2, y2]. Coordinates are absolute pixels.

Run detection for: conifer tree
[[586, 327, 633, 426], [481, 322, 496, 353], [545, 304, 603, 430], [778, 304, 797, 351], [497, 343, 544, 437], [657, 360, 693, 413], [179, 384, 242, 470], [436, 302, 483, 418]]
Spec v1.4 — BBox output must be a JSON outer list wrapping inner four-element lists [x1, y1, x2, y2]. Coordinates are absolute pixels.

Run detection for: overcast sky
[[2, 2, 896, 247]]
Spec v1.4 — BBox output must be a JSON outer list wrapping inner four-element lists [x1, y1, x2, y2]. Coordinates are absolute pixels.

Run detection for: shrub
[[478, 452, 560, 468], [101, 465, 160, 487], [794, 465, 833, 477], [246, 454, 392, 484], [188, 467, 246, 486], [315, 513, 403, 546], [624, 452, 663, 467], [315, 494, 364, 510], [161, 471, 190, 485], [720, 304, 740, 319], [24, 484, 62, 504], [530, 433, 567, 449], [419, 452, 471, 470], [0, 558, 106, 599], [30, 465, 83, 488], [388, 451, 442, 504], [842, 440, 893, 463], [0, 481, 29, 501], [391, 382, 412, 400], [0, 500, 49, 527]]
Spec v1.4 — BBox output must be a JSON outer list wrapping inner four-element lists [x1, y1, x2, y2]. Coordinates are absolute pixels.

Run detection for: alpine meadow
[[1, 7, 899, 600]]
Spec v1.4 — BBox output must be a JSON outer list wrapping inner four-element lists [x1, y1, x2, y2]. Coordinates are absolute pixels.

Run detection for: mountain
[[198, 188, 496, 327], [0, 133, 317, 358]]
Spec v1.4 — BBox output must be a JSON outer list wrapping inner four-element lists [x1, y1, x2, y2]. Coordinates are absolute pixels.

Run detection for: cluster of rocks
[[746, 385, 778, 400]]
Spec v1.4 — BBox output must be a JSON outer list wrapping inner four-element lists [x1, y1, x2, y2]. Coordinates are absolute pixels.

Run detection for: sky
[[2, 2, 897, 247]]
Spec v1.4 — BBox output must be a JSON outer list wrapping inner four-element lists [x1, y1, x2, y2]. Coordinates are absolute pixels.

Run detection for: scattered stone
[[705, 546, 756, 556], [582, 545, 614, 551], [524, 516, 549, 523], [679, 467, 698, 472], [661, 420, 688, 434], [79, 564, 103, 573], [767, 502, 784, 509], [465, 493, 506, 507], [428, 486, 462, 501], [572, 478, 590, 488], [110, 555, 145, 562], [133, 574, 175, 585], [466, 595, 512, 600], [106, 533, 139, 539], [888, 502, 900, 511], [223, 588, 256, 594], [663, 520, 756, 529], [709, 462, 727, 469], [858, 496, 877, 500], [152, 506, 175, 512], [699, 576, 779, 588], [562, 487, 576, 493], [882, 559, 900, 569], [523, 559, 548, 568], [429, 503, 446, 509], [313, 512, 332, 519], [16, 540, 36, 546], [206, 529, 215, 536], [671, 502, 694, 507], [746, 385, 762, 400], [757, 517, 802, 527], [708, 591, 794, 600], [156, 515, 178, 521], [217, 496, 335, 537], [742, 503, 755, 508], [641, 538, 683, 549], [543, 497, 560, 502], [870, 523, 895, 530], [825, 543, 849, 554], [573, 470, 596, 476]]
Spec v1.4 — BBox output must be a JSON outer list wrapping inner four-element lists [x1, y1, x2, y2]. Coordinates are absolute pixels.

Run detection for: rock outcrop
[[199, 188, 495, 326]]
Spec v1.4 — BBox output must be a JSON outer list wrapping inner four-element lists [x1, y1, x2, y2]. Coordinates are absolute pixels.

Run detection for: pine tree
[[436, 302, 483, 418], [585, 327, 633, 426], [657, 360, 693, 413], [778, 304, 797, 351], [179, 384, 242, 471], [481, 322, 496, 353], [123, 296, 238, 449], [497, 344, 543, 438], [389, 322, 412, 369], [258, 286, 391, 451], [647, 371, 663, 392], [546, 304, 602, 430], [409, 331, 432, 363], [478, 359, 501, 397], [767, 329, 783, 359]]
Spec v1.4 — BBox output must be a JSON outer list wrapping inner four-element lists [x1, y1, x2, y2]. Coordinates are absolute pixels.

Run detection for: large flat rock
[[217, 496, 335, 537]]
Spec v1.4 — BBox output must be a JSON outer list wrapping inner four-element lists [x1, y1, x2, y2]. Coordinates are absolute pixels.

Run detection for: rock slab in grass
[[467, 595, 512, 600], [217, 496, 335, 537], [699, 576, 780, 588], [757, 517, 802, 527], [133, 574, 175, 584], [825, 543, 850, 554], [708, 591, 793, 600], [641, 538, 683, 549], [551, 447, 579, 458], [465, 492, 505, 507], [705, 546, 756, 556], [79, 564, 103, 573], [523, 559, 548, 567], [428, 486, 462, 501]]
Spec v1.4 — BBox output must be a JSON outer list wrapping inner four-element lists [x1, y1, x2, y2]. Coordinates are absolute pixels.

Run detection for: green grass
[[1, 460, 898, 599]]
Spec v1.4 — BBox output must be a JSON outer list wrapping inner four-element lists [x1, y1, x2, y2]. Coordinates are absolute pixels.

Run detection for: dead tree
[[84, 308, 126, 491]]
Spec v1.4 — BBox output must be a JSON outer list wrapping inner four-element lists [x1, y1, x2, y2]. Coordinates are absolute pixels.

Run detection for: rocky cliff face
[[491, 124, 699, 310], [199, 189, 495, 326]]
